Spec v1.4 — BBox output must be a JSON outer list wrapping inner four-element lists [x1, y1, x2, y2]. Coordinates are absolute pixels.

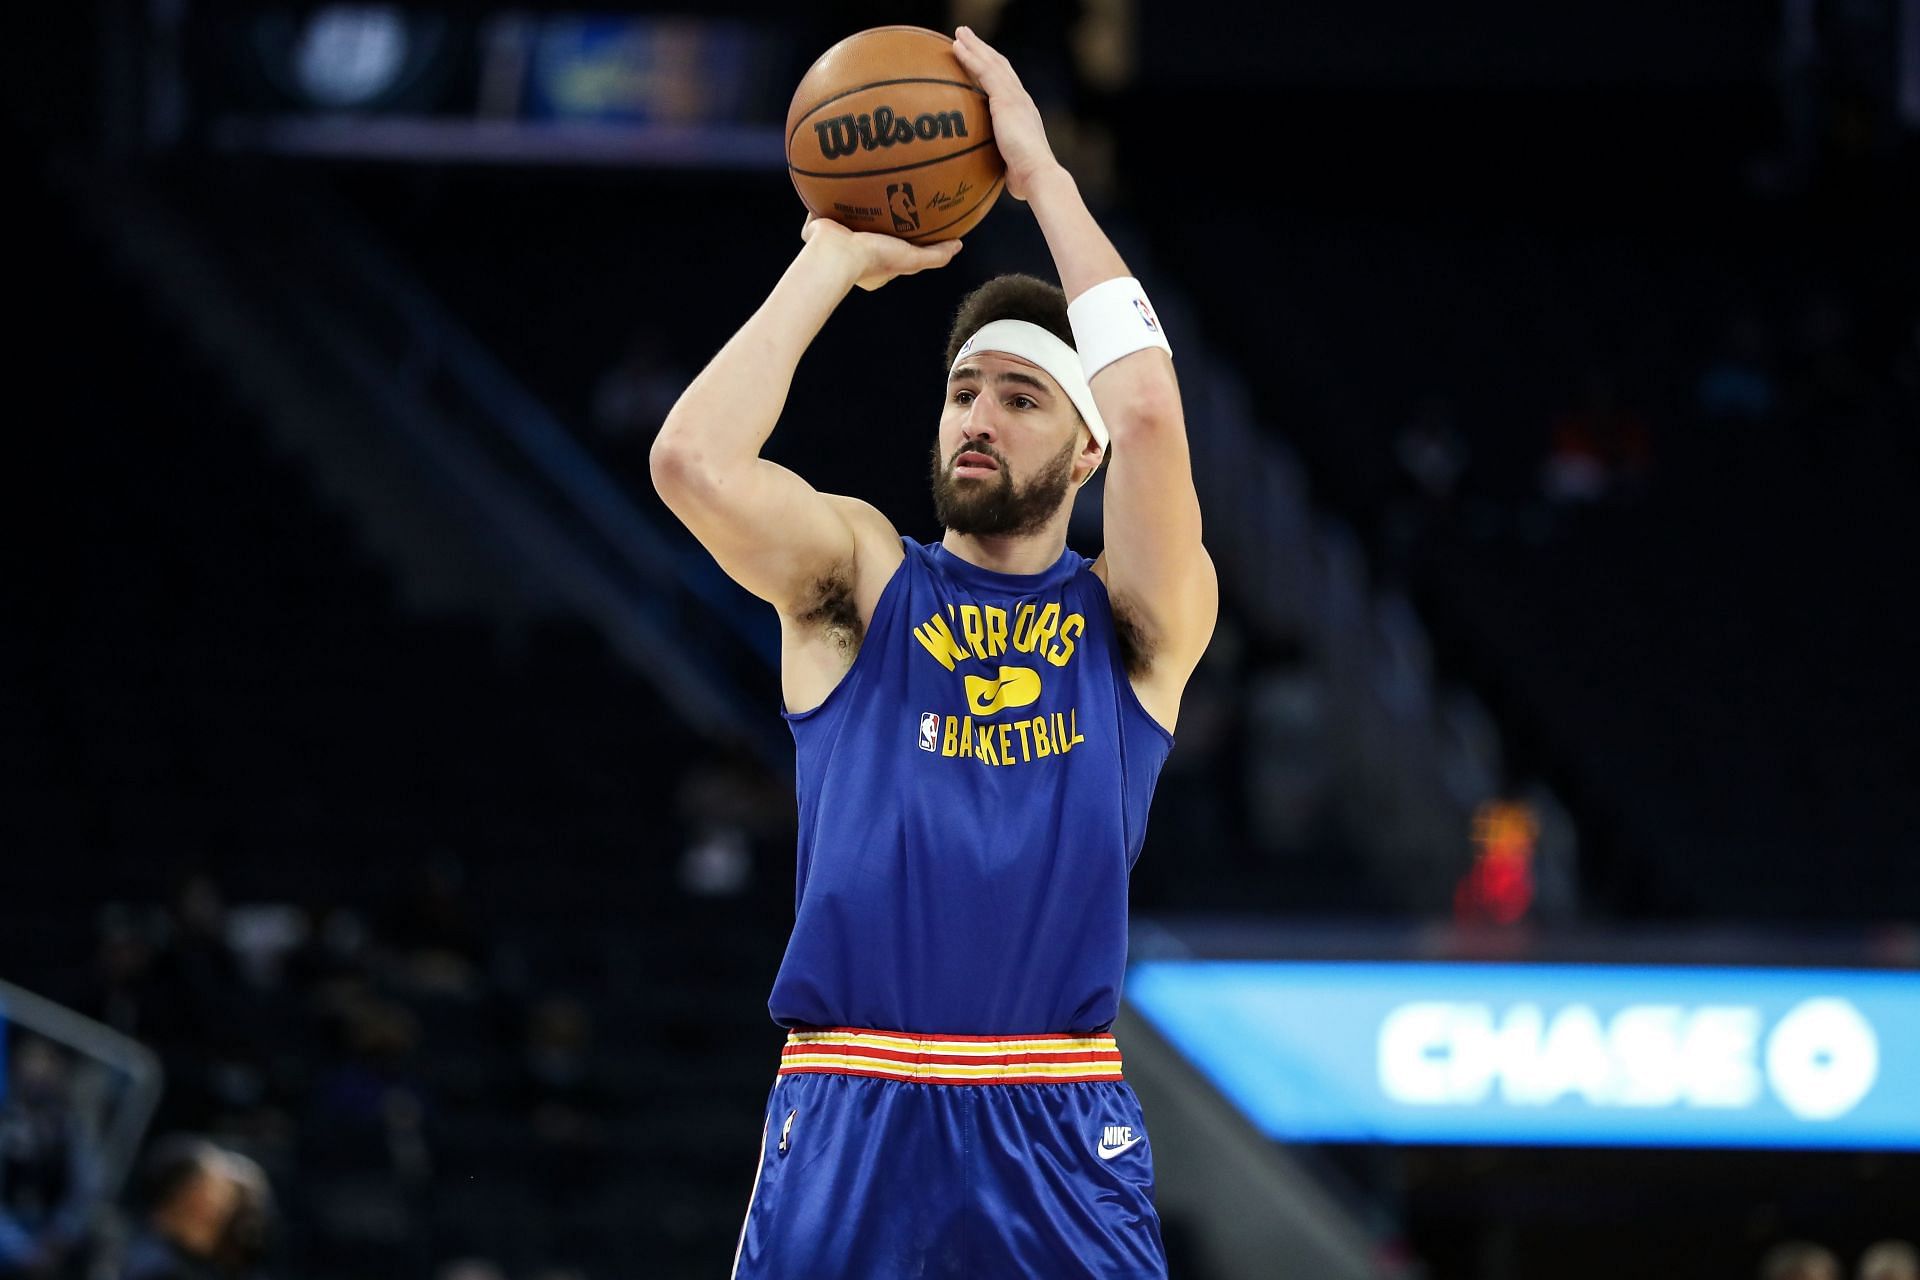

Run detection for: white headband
[[949, 320, 1109, 452]]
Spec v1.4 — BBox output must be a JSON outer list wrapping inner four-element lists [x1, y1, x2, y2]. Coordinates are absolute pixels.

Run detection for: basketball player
[[651, 26, 1216, 1279]]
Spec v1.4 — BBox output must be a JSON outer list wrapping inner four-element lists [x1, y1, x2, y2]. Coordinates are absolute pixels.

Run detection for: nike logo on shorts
[[1096, 1124, 1142, 1160]]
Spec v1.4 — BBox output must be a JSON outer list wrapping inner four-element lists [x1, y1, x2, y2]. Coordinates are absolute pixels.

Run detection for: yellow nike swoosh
[[964, 666, 1042, 717]]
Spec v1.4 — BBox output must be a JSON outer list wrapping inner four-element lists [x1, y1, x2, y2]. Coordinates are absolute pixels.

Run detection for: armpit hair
[[1111, 599, 1154, 679], [794, 565, 864, 662]]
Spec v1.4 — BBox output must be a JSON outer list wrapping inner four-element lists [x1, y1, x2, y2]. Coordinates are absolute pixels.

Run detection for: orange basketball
[[785, 26, 1005, 244]]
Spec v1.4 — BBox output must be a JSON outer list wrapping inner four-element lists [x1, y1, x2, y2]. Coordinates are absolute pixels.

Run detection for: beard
[[929, 434, 1078, 538]]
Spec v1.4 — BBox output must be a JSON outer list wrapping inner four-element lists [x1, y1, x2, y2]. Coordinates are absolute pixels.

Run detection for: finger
[[901, 239, 964, 275], [951, 27, 1000, 79], [952, 27, 1022, 93], [954, 25, 999, 58]]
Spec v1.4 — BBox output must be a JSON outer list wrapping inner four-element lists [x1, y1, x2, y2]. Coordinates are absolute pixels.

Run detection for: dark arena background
[[6, 2, 1920, 1278]]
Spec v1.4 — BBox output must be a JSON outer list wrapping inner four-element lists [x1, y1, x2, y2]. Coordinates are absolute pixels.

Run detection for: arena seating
[[8, 169, 797, 1277], [1127, 95, 1919, 923]]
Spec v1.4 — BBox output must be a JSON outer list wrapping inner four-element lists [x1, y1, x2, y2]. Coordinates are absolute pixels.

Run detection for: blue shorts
[[729, 1028, 1168, 1279]]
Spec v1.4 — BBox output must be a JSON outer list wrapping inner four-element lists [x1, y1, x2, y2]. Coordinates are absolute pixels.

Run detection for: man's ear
[[1073, 427, 1106, 488]]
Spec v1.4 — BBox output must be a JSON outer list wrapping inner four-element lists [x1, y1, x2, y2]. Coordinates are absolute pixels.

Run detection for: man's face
[[932, 351, 1088, 537]]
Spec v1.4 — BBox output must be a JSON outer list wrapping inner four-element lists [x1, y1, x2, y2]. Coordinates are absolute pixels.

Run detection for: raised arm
[[649, 220, 960, 617], [952, 28, 1217, 724]]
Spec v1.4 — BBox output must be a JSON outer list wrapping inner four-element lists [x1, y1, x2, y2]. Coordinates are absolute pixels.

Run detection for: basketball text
[[936, 710, 1086, 766]]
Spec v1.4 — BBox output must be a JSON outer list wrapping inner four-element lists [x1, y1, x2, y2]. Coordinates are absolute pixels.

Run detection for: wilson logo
[[814, 107, 969, 161]]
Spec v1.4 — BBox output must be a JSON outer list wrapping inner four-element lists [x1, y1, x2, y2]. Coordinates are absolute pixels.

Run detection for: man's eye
[[1011, 396, 1036, 410], [952, 390, 975, 405]]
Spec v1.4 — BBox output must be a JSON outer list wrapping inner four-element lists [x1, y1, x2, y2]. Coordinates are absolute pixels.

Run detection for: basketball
[[785, 26, 1005, 244]]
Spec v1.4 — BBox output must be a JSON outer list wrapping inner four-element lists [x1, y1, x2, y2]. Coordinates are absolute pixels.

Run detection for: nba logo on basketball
[[887, 183, 920, 233], [918, 712, 939, 751]]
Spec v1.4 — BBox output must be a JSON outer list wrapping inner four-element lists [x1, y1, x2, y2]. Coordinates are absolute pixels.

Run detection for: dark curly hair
[[943, 274, 1073, 368]]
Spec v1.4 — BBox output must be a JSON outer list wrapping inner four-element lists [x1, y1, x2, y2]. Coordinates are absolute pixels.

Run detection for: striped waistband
[[780, 1026, 1124, 1086]]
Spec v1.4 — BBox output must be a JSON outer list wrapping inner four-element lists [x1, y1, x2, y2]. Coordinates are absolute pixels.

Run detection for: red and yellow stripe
[[779, 1026, 1124, 1085]]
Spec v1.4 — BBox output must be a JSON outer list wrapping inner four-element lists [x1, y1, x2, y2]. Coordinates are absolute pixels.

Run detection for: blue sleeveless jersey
[[769, 538, 1174, 1036]]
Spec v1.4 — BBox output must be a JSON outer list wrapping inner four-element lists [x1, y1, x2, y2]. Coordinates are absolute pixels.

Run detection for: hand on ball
[[801, 216, 962, 292], [951, 26, 1063, 202]]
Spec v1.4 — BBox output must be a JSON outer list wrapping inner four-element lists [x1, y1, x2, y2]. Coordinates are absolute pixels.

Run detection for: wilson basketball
[[785, 26, 1004, 244]]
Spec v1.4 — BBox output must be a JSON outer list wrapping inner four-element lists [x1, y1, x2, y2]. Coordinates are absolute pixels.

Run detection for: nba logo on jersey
[[918, 712, 939, 752]]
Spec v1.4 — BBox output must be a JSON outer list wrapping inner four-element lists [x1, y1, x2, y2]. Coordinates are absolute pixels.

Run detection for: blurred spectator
[[1540, 368, 1653, 509], [1241, 632, 1337, 862], [1516, 777, 1580, 922], [1395, 394, 1471, 505], [157, 874, 246, 1021], [1858, 1240, 1920, 1280], [89, 895, 291, 1162], [673, 742, 791, 898], [1761, 1240, 1844, 1280], [1384, 393, 1470, 570], [1453, 796, 1542, 927], [139, 873, 254, 1129], [120, 1136, 274, 1280], [299, 997, 432, 1265], [308, 997, 432, 1182], [379, 851, 489, 998], [222, 904, 308, 994], [0, 1037, 97, 1279], [207, 1151, 273, 1279], [282, 902, 374, 1002], [517, 995, 614, 1174], [91, 905, 177, 1048], [1695, 310, 1779, 423]]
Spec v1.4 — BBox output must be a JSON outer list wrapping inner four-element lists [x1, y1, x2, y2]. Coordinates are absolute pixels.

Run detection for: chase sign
[[1126, 961, 1920, 1149]]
